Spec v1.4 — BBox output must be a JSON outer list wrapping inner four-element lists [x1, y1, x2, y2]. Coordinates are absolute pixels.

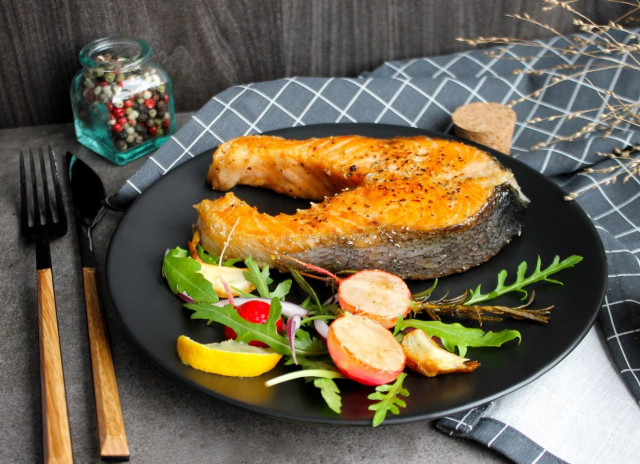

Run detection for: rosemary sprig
[[414, 292, 553, 325]]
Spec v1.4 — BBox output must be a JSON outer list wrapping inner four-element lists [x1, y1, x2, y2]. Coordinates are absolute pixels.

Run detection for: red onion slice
[[177, 291, 195, 303], [219, 278, 235, 306], [286, 314, 302, 365], [313, 319, 330, 342]]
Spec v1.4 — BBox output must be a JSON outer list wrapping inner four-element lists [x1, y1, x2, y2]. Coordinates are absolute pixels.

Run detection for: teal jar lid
[[79, 37, 152, 71]]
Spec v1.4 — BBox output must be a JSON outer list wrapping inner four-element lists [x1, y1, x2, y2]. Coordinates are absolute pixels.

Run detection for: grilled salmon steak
[[195, 134, 528, 279]]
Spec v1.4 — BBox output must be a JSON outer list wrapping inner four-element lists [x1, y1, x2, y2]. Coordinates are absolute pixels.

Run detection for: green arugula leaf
[[398, 319, 521, 357], [186, 299, 289, 354], [264, 368, 344, 385], [465, 255, 583, 305], [240, 256, 292, 299], [270, 279, 293, 300], [267, 357, 344, 414], [314, 377, 342, 414], [411, 279, 439, 300], [162, 247, 219, 303], [185, 299, 327, 357], [291, 324, 328, 354], [243, 257, 275, 298], [368, 373, 409, 427], [196, 244, 242, 266], [226, 256, 292, 300], [265, 368, 344, 413], [393, 313, 405, 338], [290, 268, 342, 317], [290, 268, 325, 312]]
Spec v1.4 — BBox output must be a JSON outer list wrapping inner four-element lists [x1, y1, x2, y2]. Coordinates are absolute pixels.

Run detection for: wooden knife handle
[[37, 268, 73, 464], [82, 267, 130, 460]]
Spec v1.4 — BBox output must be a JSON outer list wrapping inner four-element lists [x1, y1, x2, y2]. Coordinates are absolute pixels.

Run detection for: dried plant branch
[[458, 0, 640, 200], [564, 144, 640, 200]]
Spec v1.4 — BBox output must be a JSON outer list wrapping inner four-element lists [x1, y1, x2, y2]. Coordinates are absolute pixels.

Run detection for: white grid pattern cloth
[[108, 29, 640, 463]]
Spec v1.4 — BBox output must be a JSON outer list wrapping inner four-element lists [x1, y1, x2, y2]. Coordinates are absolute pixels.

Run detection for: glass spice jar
[[70, 37, 176, 165]]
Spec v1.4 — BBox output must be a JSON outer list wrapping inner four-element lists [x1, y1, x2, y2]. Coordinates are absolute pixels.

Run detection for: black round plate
[[106, 123, 607, 425]]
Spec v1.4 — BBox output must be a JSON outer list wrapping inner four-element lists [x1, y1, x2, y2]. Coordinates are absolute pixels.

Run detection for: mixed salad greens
[[162, 245, 582, 426]]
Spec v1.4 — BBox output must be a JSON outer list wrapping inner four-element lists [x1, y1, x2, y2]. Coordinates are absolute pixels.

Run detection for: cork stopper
[[452, 102, 517, 154]]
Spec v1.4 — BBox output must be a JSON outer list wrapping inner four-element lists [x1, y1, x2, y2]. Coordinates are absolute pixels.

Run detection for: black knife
[[66, 153, 130, 461]]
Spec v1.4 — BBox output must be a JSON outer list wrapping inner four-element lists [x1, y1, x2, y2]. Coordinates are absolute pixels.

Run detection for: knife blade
[[66, 153, 130, 461]]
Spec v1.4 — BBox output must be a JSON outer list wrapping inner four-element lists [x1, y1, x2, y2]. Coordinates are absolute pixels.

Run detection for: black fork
[[20, 148, 73, 463]]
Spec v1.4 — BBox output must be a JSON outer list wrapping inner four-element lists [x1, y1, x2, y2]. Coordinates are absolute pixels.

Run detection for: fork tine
[[19, 151, 29, 234], [39, 148, 54, 226], [48, 147, 67, 231], [20, 148, 73, 461], [28, 149, 40, 228]]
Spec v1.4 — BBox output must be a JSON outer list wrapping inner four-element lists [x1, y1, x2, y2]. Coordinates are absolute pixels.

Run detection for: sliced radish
[[338, 269, 412, 328], [327, 314, 405, 386], [281, 258, 412, 329]]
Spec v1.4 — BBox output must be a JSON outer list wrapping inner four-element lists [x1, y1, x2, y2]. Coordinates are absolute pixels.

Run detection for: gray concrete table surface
[[0, 115, 507, 464]]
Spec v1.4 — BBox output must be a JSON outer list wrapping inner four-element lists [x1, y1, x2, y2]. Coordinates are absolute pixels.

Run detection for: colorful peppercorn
[[75, 48, 174, 153]]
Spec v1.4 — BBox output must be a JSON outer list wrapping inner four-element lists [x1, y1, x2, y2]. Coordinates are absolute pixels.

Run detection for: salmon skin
[[195, 134, 529, 279]]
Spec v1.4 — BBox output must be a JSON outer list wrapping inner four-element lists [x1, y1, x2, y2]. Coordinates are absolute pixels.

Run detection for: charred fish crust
[[197, 134, 530, 280], [282, 183, 527, 280]]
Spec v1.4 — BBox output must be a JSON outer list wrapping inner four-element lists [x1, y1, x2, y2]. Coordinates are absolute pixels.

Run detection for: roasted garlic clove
[[401, 329, 480, 377]]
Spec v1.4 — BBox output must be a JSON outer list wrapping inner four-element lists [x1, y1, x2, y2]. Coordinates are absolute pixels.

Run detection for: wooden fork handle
[[82, 267, 130, 460], [37, 268, 73, 464]]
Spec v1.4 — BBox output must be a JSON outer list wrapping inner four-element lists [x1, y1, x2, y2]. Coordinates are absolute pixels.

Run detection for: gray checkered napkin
[[107, 28, 640, 463]]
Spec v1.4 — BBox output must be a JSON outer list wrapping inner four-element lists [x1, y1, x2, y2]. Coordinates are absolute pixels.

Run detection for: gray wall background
[[0, 0, 629, 129]]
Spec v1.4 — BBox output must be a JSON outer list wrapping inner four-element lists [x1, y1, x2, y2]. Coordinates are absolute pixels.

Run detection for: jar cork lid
[[452, 102, 517, 154]]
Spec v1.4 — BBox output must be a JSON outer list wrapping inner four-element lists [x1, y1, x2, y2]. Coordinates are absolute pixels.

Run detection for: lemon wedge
[[197, 262, 255, 297], [177, 336, 282, 377]]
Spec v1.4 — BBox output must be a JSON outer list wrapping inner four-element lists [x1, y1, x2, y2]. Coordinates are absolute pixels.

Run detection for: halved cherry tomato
[[224, 300, 284, 347]]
